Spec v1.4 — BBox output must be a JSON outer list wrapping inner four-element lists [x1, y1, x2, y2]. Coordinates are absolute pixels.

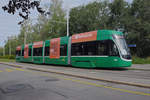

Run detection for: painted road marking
[[0, 67, 25, 72], [27, 70, 150, 96], [1, 64, 149, 97], [60, 77, 150, 96], [14, 68, 25, 71], [5, 68, 14, 72]]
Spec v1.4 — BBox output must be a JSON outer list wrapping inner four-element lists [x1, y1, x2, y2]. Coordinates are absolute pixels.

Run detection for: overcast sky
[[0, 0, 132, 47]]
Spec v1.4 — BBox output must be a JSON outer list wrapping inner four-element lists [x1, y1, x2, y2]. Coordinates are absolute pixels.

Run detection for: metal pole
[[67, 9, 70, 37], [24, 31, 26, 45], [3, 40, 6, 56], [3, 46, 5, 56], [9, 36, 11, 56], [23, 20, 27, 45]]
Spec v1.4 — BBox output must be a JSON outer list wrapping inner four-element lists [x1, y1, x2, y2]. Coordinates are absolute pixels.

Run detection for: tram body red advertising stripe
[[33, 41, 43, 48], [72, 31, 97, 43], [16, 46, 21, 50], [50, 38, 60, 59]]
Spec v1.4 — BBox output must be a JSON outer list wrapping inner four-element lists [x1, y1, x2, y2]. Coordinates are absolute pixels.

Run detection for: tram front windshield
[[113, 35, 131, 60]]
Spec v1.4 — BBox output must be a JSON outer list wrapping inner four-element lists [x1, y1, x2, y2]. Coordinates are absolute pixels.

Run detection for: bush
[[132, 56, 150, 64], [0, 55, 15, 59], [8, 55, 15, 59]]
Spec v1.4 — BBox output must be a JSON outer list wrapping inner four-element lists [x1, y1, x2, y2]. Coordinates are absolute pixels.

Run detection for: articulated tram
[[16, 30, 132, 68]]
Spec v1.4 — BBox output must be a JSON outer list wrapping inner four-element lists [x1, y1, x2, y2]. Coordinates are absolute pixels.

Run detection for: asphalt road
[[13, 62, 150, 80], [8, 62, 150, 86], [0, 64, 150, 100]]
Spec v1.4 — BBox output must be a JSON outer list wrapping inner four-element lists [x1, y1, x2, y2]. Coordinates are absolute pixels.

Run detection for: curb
[[0, 62, 23, 68], [1, 62, 150, 89], [128, 68, 150, 71], [28, 67, 150, 89]]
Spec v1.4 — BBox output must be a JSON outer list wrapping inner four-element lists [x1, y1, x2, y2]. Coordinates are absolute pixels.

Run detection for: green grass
[[132, 56, 150, 64], [0, 58, 15, 62]]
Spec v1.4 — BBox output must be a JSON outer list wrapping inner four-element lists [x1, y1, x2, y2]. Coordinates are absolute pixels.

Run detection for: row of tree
[[1, 0, 150, 57]]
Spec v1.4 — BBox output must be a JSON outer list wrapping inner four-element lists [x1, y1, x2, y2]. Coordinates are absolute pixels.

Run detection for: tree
[[4, 36, 18, 55], [69, 0, 110, 35], [127, 0, 150, 57], [48, 0, 66, 38], [0, 47, 3, 56], [2, 0, 46, 24], [17, 19, 33, 45], [108, 0, 129, 31], [2, 0, 150, 58], [37, 0, 66, 40], [3, 0, 66, 52]]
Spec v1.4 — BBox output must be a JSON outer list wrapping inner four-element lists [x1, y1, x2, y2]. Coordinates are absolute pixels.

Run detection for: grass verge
[[132, 56, 150, 64], [0, 59, 15, 62]]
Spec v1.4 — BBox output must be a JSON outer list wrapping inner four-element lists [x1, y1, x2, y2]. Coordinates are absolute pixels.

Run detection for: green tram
[[16, 30, 132, 68]]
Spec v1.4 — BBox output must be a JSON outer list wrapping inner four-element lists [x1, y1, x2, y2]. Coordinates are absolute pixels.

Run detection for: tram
[[16, 30, 132, 68]]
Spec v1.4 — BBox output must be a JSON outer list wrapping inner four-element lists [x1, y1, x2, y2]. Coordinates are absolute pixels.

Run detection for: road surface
[[0, 64, 150, 100]]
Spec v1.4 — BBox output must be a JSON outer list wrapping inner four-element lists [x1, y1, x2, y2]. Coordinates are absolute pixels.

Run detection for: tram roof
[[98, 30, 123, 35]]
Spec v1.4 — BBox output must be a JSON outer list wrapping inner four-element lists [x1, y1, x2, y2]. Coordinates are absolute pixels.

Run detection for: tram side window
[[22, 50, 24, 56], [71, 42, 97, 56], [97, 41, 108, 56], [83, 42, 97, 55], [33, 47, 43, 56], [16, 51, 18, 56], [18, 50, 21, 56], [71, 41, 109, 56], [45, 46, 50, 56], [29, 48, 32, 56], [71, 43, 83, 56], [60, 45, 67, 56], [16, 50, 21, 56]]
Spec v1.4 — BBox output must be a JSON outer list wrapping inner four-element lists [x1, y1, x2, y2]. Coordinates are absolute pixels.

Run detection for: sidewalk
[[1, 62, 150, 88], [130, 64, 150, 70]]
